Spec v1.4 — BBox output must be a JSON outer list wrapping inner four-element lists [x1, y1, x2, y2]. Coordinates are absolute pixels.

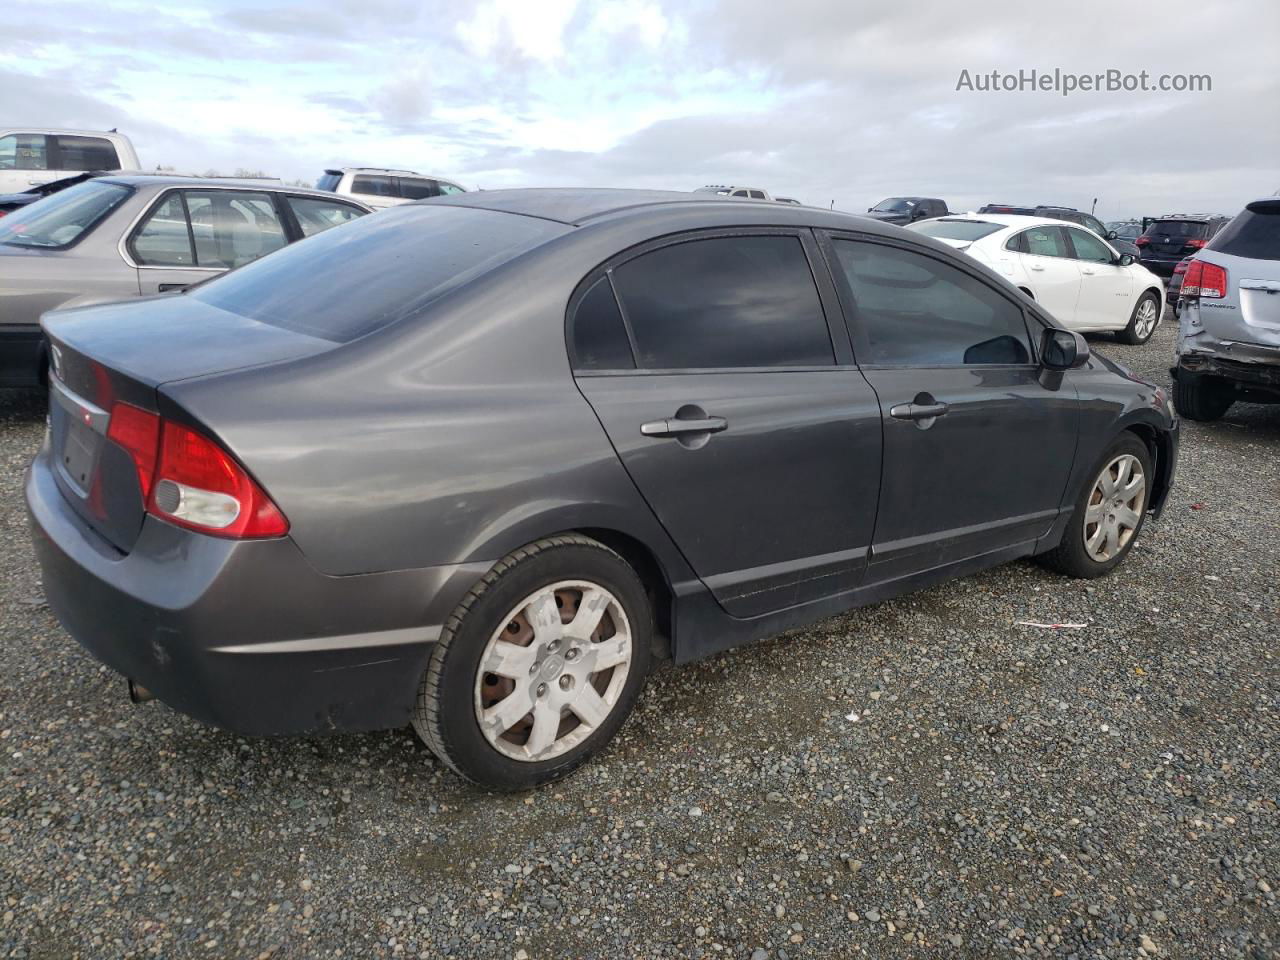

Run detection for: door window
[[0, 134, 48, 170], [397, 178, 439, 200], [350, 175, 396, 197], [184, 190, 287, 268], [1009, 225, 1070, 257], [610, 235, 834, 369], [832, 239, 1032, 367], [286, 196, 367, 236], [438, 182, 466, 195], [51, 135, 120, 170], [569, 276, 635, 371], [1066, 227, 1113, 264], [749, 190, 766, 199], [131, 193, 195, 266]]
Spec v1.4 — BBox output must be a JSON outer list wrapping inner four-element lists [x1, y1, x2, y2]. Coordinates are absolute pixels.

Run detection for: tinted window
[[398, 178, 439, 200], [189, 204, 567, 343], [351, 175, 395, 197], [438, 182, 466, 196], [0, 134, 48, 171], [872, 198, 911, 213], [1067, 228, 1113, 264], [1144, 220, 1208, 239], [1081, 215, 1106, 236], [287, 196, 366, 237], [185, 190, 287, 268], [0, 180, 130, 249], [132, 193, 194, 266], [611, 235, 833, 369], [909, 219, 1003, 242], [1012, 225, 1070, 258], [833, 239, 1031, 367], [52, 135, 119, 170], [1207, 202, 1280, 261], [315, 172, 342, 192], [748, 190, 766, 199], [570, 276, 634, 371]]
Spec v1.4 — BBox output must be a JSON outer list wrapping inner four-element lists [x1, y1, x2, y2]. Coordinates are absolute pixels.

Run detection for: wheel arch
[[1119, 419, 1175, 518], [576, 528, 675, 660]]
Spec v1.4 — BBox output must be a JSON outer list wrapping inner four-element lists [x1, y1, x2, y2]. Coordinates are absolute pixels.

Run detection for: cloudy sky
[[4, 0, 1277, 219]]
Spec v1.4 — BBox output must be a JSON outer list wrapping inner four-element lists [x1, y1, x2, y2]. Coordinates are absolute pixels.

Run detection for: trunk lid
[[42, 295, 333, 554]]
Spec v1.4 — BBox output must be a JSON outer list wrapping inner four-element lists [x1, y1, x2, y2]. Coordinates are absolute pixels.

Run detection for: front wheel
[[413, 535, 652, 790], [1036, 434, 1152, 579], [1119, 292, 1161, 345]]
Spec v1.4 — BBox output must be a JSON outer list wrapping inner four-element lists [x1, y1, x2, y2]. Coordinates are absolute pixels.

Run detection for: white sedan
[[908, 214, 1165, 344]]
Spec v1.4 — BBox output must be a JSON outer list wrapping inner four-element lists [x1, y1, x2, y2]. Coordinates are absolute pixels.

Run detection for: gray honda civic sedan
[[27, 189, 1179, 789]]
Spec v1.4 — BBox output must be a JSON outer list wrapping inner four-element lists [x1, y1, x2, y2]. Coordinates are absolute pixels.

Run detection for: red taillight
[[1173, 260, 1190, 276], [105, 403, 161, 499], [1135, 235, 1150, 247], [1185, 237, 1207, 249], [1181, 260, 1227, 299], [106, 405, 288, 538]]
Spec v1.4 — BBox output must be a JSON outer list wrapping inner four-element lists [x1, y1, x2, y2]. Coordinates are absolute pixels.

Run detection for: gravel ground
[[1, 310, 1277, 960]]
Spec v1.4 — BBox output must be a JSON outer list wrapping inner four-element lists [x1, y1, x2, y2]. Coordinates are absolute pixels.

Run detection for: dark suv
[[1137, 214, 1231, 277]]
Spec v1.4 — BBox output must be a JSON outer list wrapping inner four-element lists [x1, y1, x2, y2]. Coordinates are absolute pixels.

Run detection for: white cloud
[[456, 0, 581, 63]]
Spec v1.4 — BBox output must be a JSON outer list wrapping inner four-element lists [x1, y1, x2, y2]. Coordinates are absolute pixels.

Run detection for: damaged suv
[[1172, 197, 1280, 421]]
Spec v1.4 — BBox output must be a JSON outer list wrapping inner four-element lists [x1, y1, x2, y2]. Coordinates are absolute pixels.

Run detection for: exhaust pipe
[[127, 679, 154, 704]]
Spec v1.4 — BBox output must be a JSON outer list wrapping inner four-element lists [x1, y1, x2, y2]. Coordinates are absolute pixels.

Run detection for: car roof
[[1151, 213, 1228, 221], [328, 167, 460, 180], [97, 174, 368, 201], [924, 213, 1079, 231], [424, 187, 910, 234], [0, 127, 126, 136]]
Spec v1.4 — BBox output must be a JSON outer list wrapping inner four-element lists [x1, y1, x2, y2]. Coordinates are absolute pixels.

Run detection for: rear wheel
[[1119, 291, 1160, 344], [1173, 371, 1233, 421], [413, 535, 652, 790], [1037, 434, 1152, 579]]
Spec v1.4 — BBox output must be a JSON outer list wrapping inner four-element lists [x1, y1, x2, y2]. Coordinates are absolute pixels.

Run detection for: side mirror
[[1117, 253, 1135, 267], [1040, 328, 1090, 370], [1106, 230, 1118, 240], [867, 207, 875, 213]]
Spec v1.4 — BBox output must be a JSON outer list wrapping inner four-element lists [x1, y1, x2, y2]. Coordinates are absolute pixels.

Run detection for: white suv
[[0, 128, 140, 194], [315, 168, 467, 210]]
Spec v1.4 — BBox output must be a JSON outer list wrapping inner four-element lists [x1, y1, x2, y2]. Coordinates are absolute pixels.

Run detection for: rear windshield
[[0, 180, 131, 249], [315, 172, 342, 192], [189, 204, 568, 342], [908, 219, 1003, 242], [1144, 220, 1208, 239], [1206, 202, 1280, 261]]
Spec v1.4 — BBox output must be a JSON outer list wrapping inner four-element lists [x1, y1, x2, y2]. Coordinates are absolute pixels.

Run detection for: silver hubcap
[[1134, 300, 1158, 340], [474, 580, 632, 763], [1083, 454, 1146, 562]]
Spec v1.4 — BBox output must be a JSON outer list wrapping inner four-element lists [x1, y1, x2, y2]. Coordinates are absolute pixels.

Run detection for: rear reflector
[[105, 404, 288, 538], [1135, 236, 1150, 246], [1181, 260, 1227, 299]]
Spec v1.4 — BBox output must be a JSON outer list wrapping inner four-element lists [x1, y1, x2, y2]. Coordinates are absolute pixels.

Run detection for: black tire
[[413, 534, 652, 790], [1172, 371, 1233, 422], [1036, 433, 1153, 579], [1119, 291, 1161, 345]]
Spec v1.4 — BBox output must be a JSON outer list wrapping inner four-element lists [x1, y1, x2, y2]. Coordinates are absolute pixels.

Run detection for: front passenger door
[[825, 235, 1079, 579], [1012, 225, 1082, 326], [1064, 227, 1132, 329]]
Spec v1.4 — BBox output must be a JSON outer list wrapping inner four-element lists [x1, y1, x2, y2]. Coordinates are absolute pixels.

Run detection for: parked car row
[[25, 187, 1180, 789]]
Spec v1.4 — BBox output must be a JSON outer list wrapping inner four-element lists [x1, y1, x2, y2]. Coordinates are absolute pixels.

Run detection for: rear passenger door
[[571, 230, 883, 618], [823, 235, 1079, 579], [129, 189, 289, 295]]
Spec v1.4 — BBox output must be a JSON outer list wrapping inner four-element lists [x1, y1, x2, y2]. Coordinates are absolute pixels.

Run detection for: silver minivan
[[1172, 197, 1280, 420], [0, 175, 371, 386]]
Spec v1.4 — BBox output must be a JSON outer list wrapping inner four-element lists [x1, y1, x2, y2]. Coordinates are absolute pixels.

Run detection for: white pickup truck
[[0, 128, 140, 195]]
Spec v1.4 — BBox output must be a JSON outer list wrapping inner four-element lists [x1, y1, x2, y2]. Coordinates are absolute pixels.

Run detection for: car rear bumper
[[26, 439, 490, 735], [0, 323, 45, 387], [1173, 352, 1280, 396]]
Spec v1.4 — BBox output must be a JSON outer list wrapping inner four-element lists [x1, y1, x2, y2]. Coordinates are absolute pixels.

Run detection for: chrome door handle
[[1030, 264, 1046, 271], [889, 401, 949, 421], [640, 416, 727, 438], [1082, 268, 1097, 275]]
